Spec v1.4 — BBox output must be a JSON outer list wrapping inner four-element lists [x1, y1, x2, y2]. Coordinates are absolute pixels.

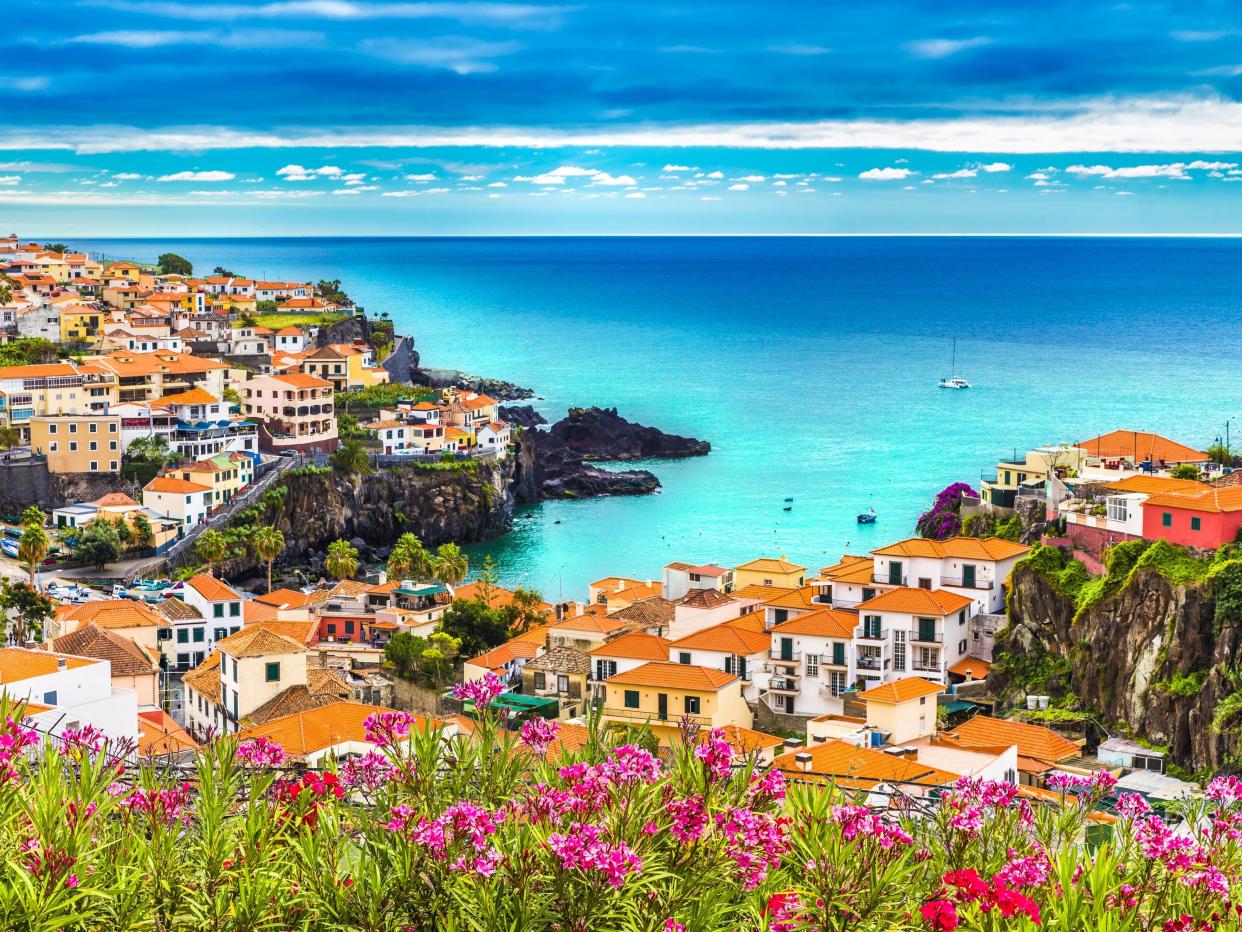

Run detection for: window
[[595, 659, 616, 680], [344, 620, 354, 634], [48, 424, 56, 434], [893, 630, 906, 671], [326, 624, 336, 635], [959, 610, 967, 626], [1162, 512, 1172, 527], [89, 441, 97, 451], [193, 628, 204, 643], [828, 671, 847, 697], [213, 604, 224, 618], [887, 561, 903, 585], [678, 651, 691, 665], [44, 690, 57, 705], [805, 653, 819, 678], [959, 639, 968, 654], [863, 615, 882, 639], [684, 695, 701, 715], [832, 642, 845, 666], [49, 442, 57, 451], [230, 602, 240, 617], [265, 662, 280, 682], [773, 608, 788, 624], [1192, 516, 1201, 531], [214, 627, 227, 641], [89, 422, 97, 433], [962, 564, 977, 588], [556, 674, 569, 693], [68, 441, 77, 451], [177, 628, 189, 643], [624, 689, 640, 709], [69, 423, 77, 434], [89, 460, 98, 471], [862, 587, 876, 602], [917, 617, 937, 643]]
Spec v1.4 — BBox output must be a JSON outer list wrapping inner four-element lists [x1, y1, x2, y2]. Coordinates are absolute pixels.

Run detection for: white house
[[868, 537, 1031, 615], [661, 562, 734, 601], [668, 621, 771, 702], [141, 476, 213, 529], [273, 326, 310, 353], [476, 420, 511, 457], [766, 607, 860, 717], [586, 631, 671, 693], [0, 647, 139, 743], [668, 589, 761, 640], [855, 587, 975, 689]]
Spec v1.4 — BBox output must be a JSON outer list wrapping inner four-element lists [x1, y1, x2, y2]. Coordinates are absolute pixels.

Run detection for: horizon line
[[25, 232, 1242, 240]]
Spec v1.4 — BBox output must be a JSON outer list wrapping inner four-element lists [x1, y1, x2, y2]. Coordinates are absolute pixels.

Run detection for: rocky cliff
[[546, 406, 710, 460], [990, 545, 1242, 772]]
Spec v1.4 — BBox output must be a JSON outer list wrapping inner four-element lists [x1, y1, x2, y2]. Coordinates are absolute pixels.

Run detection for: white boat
[[938, 339, 971, 389]]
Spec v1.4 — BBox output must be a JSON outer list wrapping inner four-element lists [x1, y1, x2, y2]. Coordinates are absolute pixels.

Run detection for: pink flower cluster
[[450, 673, 506, 708], [0, 715, 39, 784], [1045, 769, 1117, 796], [339, 751, 398, 791], [714, 807, 787, 889], [829, 805, 914, 849], [236, 736, 286, 768], [119, 783, 194, 828], [389, 801, 504, 876], [363, 710, 418, 748], [749, 768, 786, 803], [667, 795, 708, 843], [934, 868, 1041, 925], [993, 850, 1050, 889], [547, 823, 642, 888], [1205, 775, 1242, 807], [59, 724, 106, 756], [694, 729, 733, 783], [1114, 792, 1152, 821], [518, 717, 559, 757]]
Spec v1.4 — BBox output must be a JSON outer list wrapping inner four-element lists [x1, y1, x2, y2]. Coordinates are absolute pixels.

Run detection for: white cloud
[[66, 28, 320, 48], [772, 180, 786, 186], [1187, 160, 1238, 170], [588, 172, 636, 186], [662, 164, 693, 172], [157, 169, 235, 181], [699, 196, 720, 201], [931, 168, 977, 179], [358, 36, 520, 74], [88, 1, 576, 26], [703, 170, 724, 179], [859, 167, 914, 180], [727, 183, 750, 190], [905, 36, 990, 58], [332, 188, 362, 195], [112, 172, 144, 179], [768, 44, 829, 55], [624, 192, 646, 198], [404, 172, 438, 181], [1116, 190, 1135, 195], [733, 174, 766, 182], [341, 172, 367, 181], [276, 163, 343, 181], [487, 181, 507, 187], [461, 173, 484, 180], [0, 176, 20, 186], [980, 162, 1011, 172], [1065, 161, 1230, 180], [487, 192, 502, 198]]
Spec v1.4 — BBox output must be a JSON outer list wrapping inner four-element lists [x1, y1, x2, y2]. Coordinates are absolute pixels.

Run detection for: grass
[[247, 312, 349, 330]]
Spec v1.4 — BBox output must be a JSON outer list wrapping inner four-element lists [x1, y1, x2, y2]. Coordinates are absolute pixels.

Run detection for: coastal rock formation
[[533, 443, 660, 499], [545, 406, 710, 461], [498, 404, 547, 430], [411, 366, 535, 401], [990, 553, 1242, 771]]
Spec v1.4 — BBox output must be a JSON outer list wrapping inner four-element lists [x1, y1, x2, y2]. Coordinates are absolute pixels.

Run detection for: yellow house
[[855, 676, 945, 744], [28, 414, 122, 474], [165, 453, 252, 511], [60, 304, 105, 343], [733, 556, 806, 590], [302, 343, 389, 391], [601, 661, 752, 745]]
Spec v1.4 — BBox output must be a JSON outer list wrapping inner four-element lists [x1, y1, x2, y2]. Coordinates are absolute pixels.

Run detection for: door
[[962, 564, 976, 588], [657, 693, 668, 721], [779, 638, 793, 661], [888, 561, 902, 585]]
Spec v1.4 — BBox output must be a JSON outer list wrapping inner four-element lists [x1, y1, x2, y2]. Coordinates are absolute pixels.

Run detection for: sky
[[3, 0, 1242, 234]]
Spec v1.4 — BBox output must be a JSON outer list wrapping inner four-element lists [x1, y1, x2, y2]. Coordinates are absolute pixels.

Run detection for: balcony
[[603, 708, 712, 727], [856, 655, 887, 672], [763, 660, 801, 676], [855, 628, 889, 642], [912, 661, 944, 674], [767, 651, 801, 667], [941, 576, 994, 591], [873, 574, 906, 586], [821, 655, 848, 670], [818, 683, 845, 699], [767, 678, 800, 695], [911, 631, 943, 645]]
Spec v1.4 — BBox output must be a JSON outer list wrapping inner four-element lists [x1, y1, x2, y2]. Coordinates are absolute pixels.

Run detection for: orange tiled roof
[[713, 724, 786, 754], [186, 574, 241, 602], [1077, 430, 1205, 464], [762, 586, 820, 610], [182, 652, 221, 697], [820, 554, 875, 584], [587, 630, 671, 661], [255, 588, 316, 609], [55, 599, 169, 630], [859, 586, 973, 616], [243, 600, 279, 624], [670, 623, 771, 656], [945, 715, 1080, 763], [0, 363, 79, 380], [467, 639, 541, 670], [92, 492, 138, 507], [871, 537, 1031, 561], [771, 608, 857, 639], [736, 556, 806, 574], [454, 582, 552, 613], [731, 583, 796, 601], [610, 581, 661, 603], [50, 624, 156, 677], [1104, 475, 1210, 496], [0, 647, 96, 684], [152, 387, 220, 407], [144, 476, 211, 494], [137, 709, 198, 757], [551, 614, 630, 636], [273, 372, 332, 390], [771, 739, 959, 789], [1144, 485, 1242, 514], [856, 676, 945, 704], [216, 626, 304, 659], [724, 610, 767, 633], [235, 700, 404, 757], [96, 351, 227, 377], [678, 588, 736, 609], [948, 657, 991, 679], [606, 661, 736, 691]]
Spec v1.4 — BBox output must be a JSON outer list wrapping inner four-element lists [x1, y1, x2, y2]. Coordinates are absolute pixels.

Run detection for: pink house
[[1141, 486, 1242, 549]]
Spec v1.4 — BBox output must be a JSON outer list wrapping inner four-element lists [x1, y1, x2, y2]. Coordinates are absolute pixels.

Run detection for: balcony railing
[[855, 628, 889, 641], [767, 651, 801, 666], [912, 661, 944, 674], [767, 678, 800, 694], [763, 661, 801, 676], [856, 656, 887, 672], [873, 574, 907, 586], [821, 655, 848, 669], [603, 708, 712, 727], [941, 576, 994, 590], [911, 632, 943, 645]]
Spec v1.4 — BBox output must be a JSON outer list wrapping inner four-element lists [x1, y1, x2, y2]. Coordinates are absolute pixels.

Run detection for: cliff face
[[993, 562, 1242, 771]]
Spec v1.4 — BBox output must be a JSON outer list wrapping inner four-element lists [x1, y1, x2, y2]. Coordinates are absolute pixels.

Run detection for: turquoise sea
[[69, 237, 1242, 600]]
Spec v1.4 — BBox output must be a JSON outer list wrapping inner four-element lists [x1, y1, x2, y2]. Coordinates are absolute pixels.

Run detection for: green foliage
[[1213, 559, 1242, 635], [255, 300, 279, 314], [331, 439, 372, 477], [315, 277, 352, 305], [251, 311, 346, 329], [130, 513, 153, 549], [387, 532, 432, 582], [0, 337, 63, 367], [1170, 463, 1203, 480], [221, 386, 242, 405], [1132, 538, 1214, 585], [336, 412, 369, 440], [287, 464, 331, 478], [439, 598, 511, 659], [433, 542, 469, 587], [1020, 706, 1090, 724], [383, 631, 428, 678], [121, 435, 178, 486], [993, 514, 1023, 542], [194, 529, 228, 575], [992, 645, 1072, 693], [1156, 669, 1210, 697], [334, 383, 436, 410], [0, 426, 19, 452], [0, 580, 55, 642], [157, 252, 192, 276], [74, 519, 122, 569], [325, 538, 360, 581], [212, 266, 236, 277]]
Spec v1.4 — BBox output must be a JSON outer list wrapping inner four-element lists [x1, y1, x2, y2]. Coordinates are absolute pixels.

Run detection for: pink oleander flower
[[765, 892, 803, 932], [601, 744, 661, 785], [749, 768, 786, 802], [1206, 775, 1242, 807], [519, 717, 559, 757], [948, 806, 984, 837], [64, 874, 78, 889], [450, 673, 506, 708], [994, 852, 1050, 889], [667, 796, 708, 843], [664, 920, 686, 932], [363, 710, 417, 748], [949, 776, 1018, 809], [119, 783, 194, 828], [1115, 792, 1152, 821], [715, 807, 787, 890], [991, 885, 1041, 924], [920, 899, 959, 931], [59, 724, 106, 756], [695, 728, 733, 783], [547, 823, 643, 888], [236, 736, 286, 768], [339, 751, 398, 791], [944, 869, 990, 903]]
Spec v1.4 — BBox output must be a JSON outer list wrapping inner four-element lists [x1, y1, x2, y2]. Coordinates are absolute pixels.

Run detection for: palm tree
[[17, 507, 48, 590], [326, 539, 360, 582], [511, 586, 548, 634], [331, 439, 372, 477], [194, 529, 228, 577], [432, 542, 468, 589], [387, 532, 430, 582], [251, 526, 285, 593]]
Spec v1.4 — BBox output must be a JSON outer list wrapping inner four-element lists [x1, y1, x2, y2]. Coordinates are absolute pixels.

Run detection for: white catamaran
[[938, 338, 971, 389]]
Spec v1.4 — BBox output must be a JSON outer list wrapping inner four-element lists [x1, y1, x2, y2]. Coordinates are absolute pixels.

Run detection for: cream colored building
[[855, 676, 945, 745], [601, 661, 752, 745], [733, 556, 806, 590], [28, 414, 122, 473], [240, 372, 338, 452]]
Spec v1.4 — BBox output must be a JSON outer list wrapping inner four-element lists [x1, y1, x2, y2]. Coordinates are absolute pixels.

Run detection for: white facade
[[661, 563, 733, 601], [768, 627, 855, 717], [870, 551, 1024, 615], [141, 481, 213, 529], [854, 601, 974, 689], [1, 651, 139, 743]]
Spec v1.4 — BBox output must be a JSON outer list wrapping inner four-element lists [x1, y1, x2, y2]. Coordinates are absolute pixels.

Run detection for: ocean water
[[69, 236, 1242, 600]]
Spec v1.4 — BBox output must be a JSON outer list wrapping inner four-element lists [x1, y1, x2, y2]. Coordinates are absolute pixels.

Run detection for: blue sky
[[3, 0, 1242, 234]]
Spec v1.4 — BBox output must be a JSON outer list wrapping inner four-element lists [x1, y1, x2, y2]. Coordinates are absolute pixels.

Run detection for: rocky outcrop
[[316, 315, 371, 347], [411, 367, 534, 401], [533, 444, 660, 499], [545, 406, 710, 461], [499, 404, 547, 430], [991, 557, 1242, 771]]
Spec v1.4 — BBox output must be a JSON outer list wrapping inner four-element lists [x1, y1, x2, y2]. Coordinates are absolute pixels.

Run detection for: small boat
[[857, 509, 878, 524], [783, 497, 794, 503], [938, 338, 971, 389], [783, 506, 792, 512]]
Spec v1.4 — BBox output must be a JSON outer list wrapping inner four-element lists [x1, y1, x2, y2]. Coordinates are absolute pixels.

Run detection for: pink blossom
[[339, 751, 398, 791], [694, 728, 733, 783], [236, 736, 286, 768], [664, 921, 686, 932], [920, 899, 959, 931], [450, 673, 506, 708], [948, 806, 984, 837], [601, 744, 662, 785], [363, 710, 418, 748], [749, 768, 786, 802], [715, 807, 787, 890], [64, 874, 78, 889], [547, 823, 643, 888], [519, 717, 559, 757], [59, 724, 106, 756], [1114, 792, 1152, 821], [667, 796, 708, 843], [1205, 775, 1242, 807]]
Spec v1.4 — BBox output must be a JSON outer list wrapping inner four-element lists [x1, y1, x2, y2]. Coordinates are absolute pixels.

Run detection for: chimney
[[57, 657, 67, 671], [794, 752, 812, 772], [783, 737, 802, 752]]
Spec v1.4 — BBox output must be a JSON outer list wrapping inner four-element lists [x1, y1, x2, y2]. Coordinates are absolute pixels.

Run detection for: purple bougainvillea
[[915, 482, 978, 540]]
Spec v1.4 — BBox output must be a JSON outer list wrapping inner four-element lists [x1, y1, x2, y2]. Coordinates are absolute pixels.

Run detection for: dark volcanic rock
[[546, 406, 710, 461], [411, 367, 535, 401], [499, 404, 547, 430], [535, 444, 659, 499]]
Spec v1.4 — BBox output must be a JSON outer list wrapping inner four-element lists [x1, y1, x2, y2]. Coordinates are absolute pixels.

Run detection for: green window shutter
[[624, 690, 640, 709]]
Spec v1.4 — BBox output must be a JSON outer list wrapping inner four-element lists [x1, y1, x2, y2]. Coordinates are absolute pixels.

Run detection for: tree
[[221, 386, 242, 406], [240, 313, 258, 328], [421, 630, 461, 684], [475, 555, 500, 607], [1171, 463, 1203, 481], [510, 586, 549, 634], [331, 439, 372, 477], [0, 426, 20, 452], [122, 435, 178, 486], [131, 513, 153, 550], [157, 253, 193, 276], [256, 300, 279, 313], [113, 517, 133, 548], [387, 532, 432, 582], [433, 543, 468, 588], [1207, 443, 1233, 467], [439, 598, 509, 659], [383, 631, 427, 679], [0, 337, 60, 366], [17, 508, 49, 589], [195, 529, 228, 576], [0, 581, 55, 645], [325, 539, 359, 582], [75, 520, 122, 570], [212, 266, 236, 277], [315, 278, 351, 306], [251, 526, 285, 593], [41, 243, 68, 254], [0, 282, 11, 305]]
